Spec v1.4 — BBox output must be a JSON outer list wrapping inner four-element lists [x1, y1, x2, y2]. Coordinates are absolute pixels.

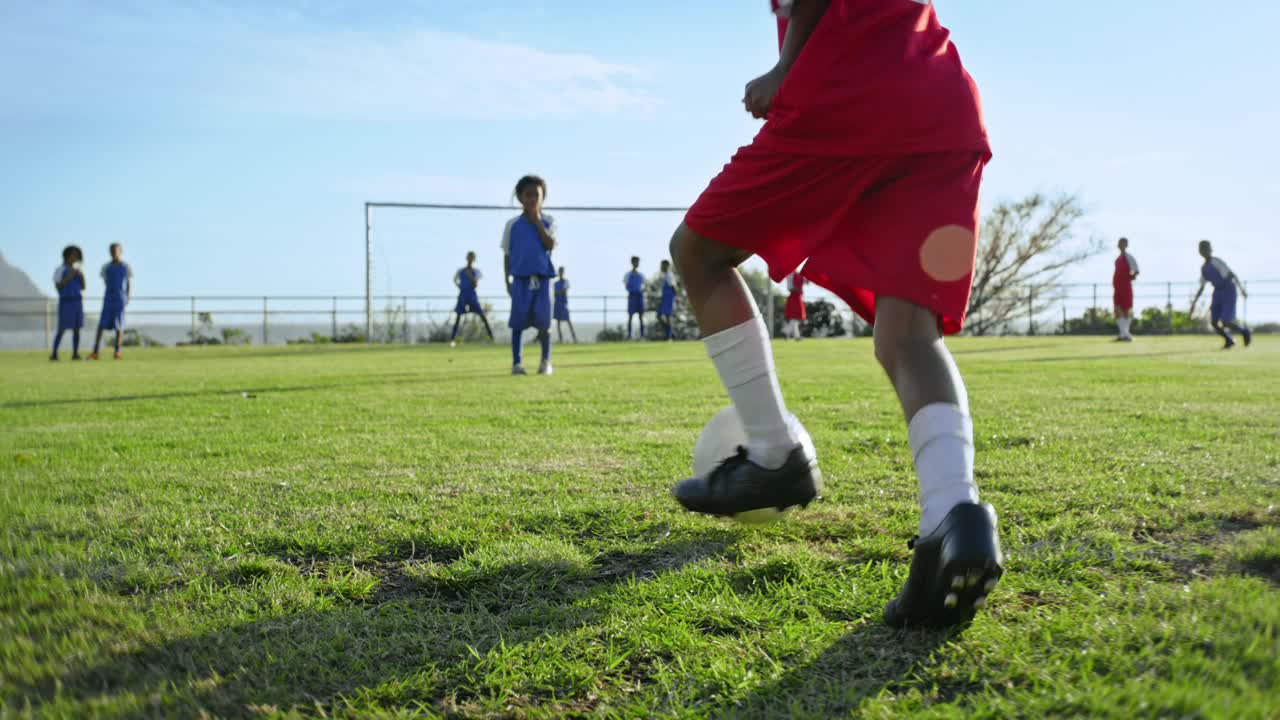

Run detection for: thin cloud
[[1, 2, 657, 121]]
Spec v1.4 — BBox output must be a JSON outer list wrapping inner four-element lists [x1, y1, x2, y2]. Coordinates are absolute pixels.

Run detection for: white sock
[[704, 316, 796, 469], [909, 403, 980, 536], [1117, 317, 1127, 338]]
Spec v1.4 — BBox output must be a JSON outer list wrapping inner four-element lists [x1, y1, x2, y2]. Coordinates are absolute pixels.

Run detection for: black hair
[[558, 266, 566, 273], [660, 259, 671, 267], [62, 245, 82, 262], [630, 256, 640, 264], [109, 242, 122, 254], [514, 175, 547, 201], [466, 250, 476, 258]]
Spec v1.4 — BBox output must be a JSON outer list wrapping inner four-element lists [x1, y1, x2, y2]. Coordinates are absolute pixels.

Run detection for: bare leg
[[569, 320, 578, 343], [670, 223, 754, 336], [873, 298, 967, 419]]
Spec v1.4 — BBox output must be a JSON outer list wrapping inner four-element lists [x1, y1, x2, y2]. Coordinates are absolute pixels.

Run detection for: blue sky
[[3, 1, 1279, 319]]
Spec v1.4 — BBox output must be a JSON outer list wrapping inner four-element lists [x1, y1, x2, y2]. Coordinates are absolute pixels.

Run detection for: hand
[[523, 203, 542, 224], [743, 66, 785, 119]]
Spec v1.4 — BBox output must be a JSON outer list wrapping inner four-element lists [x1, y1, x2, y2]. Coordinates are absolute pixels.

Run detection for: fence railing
[[1, 280, 1276, 350]]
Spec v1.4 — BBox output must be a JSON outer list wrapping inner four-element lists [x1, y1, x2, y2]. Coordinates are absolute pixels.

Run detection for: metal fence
[[2, 279, 1276, 350]]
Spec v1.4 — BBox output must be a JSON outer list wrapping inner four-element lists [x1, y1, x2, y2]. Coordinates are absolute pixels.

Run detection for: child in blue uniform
[[656, 259, 678, 341], [90, 243, 132, 360], [624, 256, 645, 340], [503, 175, 557, 375], [554, 266, 578, 343], [1189, 240, 1251, 349], [51, 245, 86, 361], [450, 251, 495, 346]]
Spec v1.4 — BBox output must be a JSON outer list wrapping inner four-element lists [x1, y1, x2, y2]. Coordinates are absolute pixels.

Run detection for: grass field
[[3, 337, 1279, 719]]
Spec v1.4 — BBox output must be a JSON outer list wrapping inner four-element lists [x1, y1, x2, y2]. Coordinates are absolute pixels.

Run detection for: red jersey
[[763, 0, 990, 158], [1113, 252, 1138, 286]]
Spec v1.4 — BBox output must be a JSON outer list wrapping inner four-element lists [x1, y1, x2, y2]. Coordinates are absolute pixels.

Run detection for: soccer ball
[[692, 406, 817, 524]]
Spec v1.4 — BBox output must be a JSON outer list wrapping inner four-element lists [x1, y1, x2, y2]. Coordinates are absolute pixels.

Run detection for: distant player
[[503, 175, 557, 375], [50, 245, 86, 361], [1189, 240, 1251, 349], [553, 266, 578, 343], [450, 251, 495, 346], [656, 259, 678, 341], [624, 256, 645, 340], [783, 270, 806, 340], [668, 0, 1001, 627], [90, 243, 131, 360], [1113, 237, 1138, 342]]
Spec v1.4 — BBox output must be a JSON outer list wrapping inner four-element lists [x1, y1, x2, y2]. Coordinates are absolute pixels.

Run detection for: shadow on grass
[[14, 531, 740, 716], [706, 623, 958, 719]]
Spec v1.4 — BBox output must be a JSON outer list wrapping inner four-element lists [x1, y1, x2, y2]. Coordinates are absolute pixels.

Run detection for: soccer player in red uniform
[[783, 271, 806, 340], [669, 0, 1002, 627], [1113, 238, 1139, 341]]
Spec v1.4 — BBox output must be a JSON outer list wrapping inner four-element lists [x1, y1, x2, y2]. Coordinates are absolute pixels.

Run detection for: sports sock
[[451, 316, 462, 340], [511, 332, 523, 365], [909, 402, 981, 536], [704, 316, 795, 469], [52, 329, 64, 356], [540, 331, 551, 362], [114, 332, 121, 352], [72, 330, 80, 355]]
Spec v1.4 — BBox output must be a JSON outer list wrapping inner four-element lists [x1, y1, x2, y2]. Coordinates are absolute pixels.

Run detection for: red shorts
[[784, 292, 806, 321], [1113, 282, 1133, 311], [685, 146, 986, 334]]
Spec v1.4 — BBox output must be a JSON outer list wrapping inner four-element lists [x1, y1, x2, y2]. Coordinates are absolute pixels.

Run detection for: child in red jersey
[[670, 0, 1002, 627], [1113, 237, 1139, 341]]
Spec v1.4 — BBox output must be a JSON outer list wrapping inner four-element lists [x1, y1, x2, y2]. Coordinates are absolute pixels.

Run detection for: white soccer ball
[[692, 406, 817, 524]]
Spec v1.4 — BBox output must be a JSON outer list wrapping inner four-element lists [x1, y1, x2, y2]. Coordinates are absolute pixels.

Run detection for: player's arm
[[526, 214, 556, 251], [1188, 282, 1205, 314], [1232, 272, 1248, 298], [744, 0, 832, 119], [503, 256, 512, 296]]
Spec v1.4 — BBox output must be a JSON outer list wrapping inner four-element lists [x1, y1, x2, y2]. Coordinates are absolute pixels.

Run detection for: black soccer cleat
[[1242, 328, 1252, 347], [883, 502, 1004, 628], [672, 445, 821, 517]]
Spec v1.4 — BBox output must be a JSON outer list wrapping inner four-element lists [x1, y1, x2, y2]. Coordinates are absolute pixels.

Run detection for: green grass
[[2, 337, 1279, 719]]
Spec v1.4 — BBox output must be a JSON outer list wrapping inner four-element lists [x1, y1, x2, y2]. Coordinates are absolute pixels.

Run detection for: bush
[[121, 329, 164, 347], [596, 325, 628, 342], [287, 333, 334, 345]]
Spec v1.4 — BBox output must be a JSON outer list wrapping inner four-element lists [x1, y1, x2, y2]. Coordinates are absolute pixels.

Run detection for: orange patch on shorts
[[919, 225, 976, 282]]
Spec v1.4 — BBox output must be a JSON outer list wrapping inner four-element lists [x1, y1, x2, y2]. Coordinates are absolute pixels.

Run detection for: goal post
[[362, 201, 690, 343]]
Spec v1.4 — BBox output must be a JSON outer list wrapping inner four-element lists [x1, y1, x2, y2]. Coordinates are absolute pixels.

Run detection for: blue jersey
[[502, 215, 557, 278], [455, 266, 481, 292], [100, 261, 132, 302], [53, 265, 83, 302], [624, 270, 644, 294], [554, 278, 568, 297], [1200, 257, 1235, 294]]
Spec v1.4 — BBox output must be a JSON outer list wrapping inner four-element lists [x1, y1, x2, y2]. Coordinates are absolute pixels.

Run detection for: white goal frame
[[362, 201, 699, 343]]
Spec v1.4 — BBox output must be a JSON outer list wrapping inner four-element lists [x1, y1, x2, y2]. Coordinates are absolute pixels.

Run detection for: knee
[[670, 222, 739, 280]]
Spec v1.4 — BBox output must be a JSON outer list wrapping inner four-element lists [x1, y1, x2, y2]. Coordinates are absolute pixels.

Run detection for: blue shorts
[[99, 299, 125, 331], [58, 300, 84, 330], [554, 300, 570, 322], [658, 295, 675, 317], [509, 277, 551, 331], [628, 292, 645, 315], [1210, 290, 1237, 323], [455, 291, 483, 315]]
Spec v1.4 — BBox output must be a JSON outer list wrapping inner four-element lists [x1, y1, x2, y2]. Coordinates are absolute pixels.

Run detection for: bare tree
[[967, 193, 1100, 336]]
